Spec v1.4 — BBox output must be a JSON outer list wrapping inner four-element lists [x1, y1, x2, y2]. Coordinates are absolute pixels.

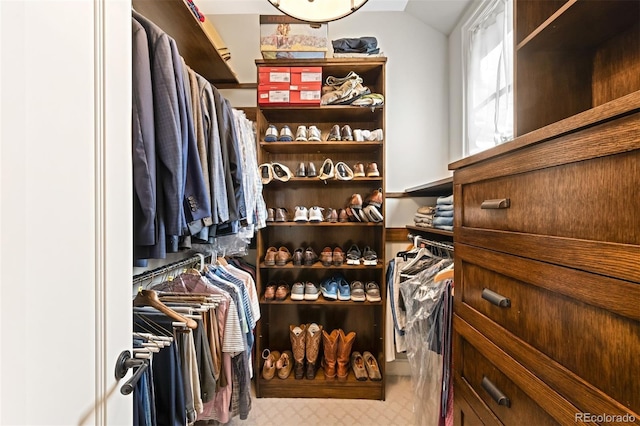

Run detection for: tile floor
[[228, 375, 418, 426]]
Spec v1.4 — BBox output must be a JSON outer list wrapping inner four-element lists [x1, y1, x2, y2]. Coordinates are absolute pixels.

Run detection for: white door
[[0, 1, 133, 424]]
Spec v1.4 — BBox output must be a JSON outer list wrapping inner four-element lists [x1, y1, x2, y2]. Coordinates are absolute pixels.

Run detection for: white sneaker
[[308, 206, 324, 222], [334, 162, 354, 181], [265, 125, 278, 142], [308, 125, 322, 141], [278, 125, 293, 141], [295, 125, 308, 141], [353, 129, 364, 141], [318, 158, 335, 180], [294, 206, 309, 222], [271, 162, 293, 182]]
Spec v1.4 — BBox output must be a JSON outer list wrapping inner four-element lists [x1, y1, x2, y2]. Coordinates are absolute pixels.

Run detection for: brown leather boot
[[321, 329, 339, 380], [305, 323, 323, 379], [337, 329, 356, 381], [289, 324, 307, 380]]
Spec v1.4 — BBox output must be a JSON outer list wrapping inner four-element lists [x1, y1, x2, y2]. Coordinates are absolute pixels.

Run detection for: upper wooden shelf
[[405, 177, 453, 197], [132, 0, 239, 85], [517, 0, 640, 52], [260, 141, 383, 154]]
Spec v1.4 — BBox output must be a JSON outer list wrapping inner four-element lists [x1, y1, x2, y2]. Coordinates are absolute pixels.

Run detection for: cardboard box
[[290, 83, 322, 105], [291, 67, 323, 85], [258, 84, 290, 105], [258, 66, 291, 84], [260, 15, 328, 60]]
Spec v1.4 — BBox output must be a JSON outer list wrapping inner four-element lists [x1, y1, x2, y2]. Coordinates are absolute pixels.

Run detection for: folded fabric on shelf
[[436, 194, 453, 205]]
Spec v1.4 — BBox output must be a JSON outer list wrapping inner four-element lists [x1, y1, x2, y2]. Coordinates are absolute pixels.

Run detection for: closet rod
[[407, 233, 454, 253], [132, 253, 209, 286]]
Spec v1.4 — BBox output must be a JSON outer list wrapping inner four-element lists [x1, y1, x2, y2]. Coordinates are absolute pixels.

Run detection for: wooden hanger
[[434, 264, 454, 282], [133, 289, 198, 329]]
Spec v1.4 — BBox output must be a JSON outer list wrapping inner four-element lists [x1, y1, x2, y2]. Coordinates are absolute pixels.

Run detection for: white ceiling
[[197, 0, 473, 35]]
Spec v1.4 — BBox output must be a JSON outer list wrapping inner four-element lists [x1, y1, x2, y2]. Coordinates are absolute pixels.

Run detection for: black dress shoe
[[296, 162, 306, 177], [307, 162, 317, 177]]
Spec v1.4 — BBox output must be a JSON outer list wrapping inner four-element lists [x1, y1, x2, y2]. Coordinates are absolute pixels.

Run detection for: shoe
[[371, 129, 384, 141], [296, 162, 307, 177], [292, 248, 305, 266], [308, 206, 324, 222], [358, 208, 370, 222], [264, 247, 278, 266], [346, 244, 361, 265], [320, 276, 338, 300], [332, 247, 344, 266], [272, 162, 293, 182], [276, 350, 294, 379], [289, 324, 307, 380], [262, 349, 280, 380], [325, 208, 338, 223], [363, 351, 382, 381], [295, 125, 307, 141], [345, 207, 359, 222], [349, 193, 363, 209], [294, 206, 309, 222], [351, 93, 385, 107], [275, 207, 288, 222], [264, 124, 278, 142], [264, 281, 277, 300], [259, 163, 273, 184], [308, 125, 321, 142], [290, 281, 305, 300], [341, 125, 353, 141], [307, 162, 317, 177], [365, 281, 381, 302], [335, 274, 350, 301], [366, 187, 383, 208], [335, 162, 354, 180], [337, 329, 356, 381], [320, 246, 333, 267], [366, 162, 380, 177], [305, 323, 323, 379], [352, 163, 365, 177], [350, 280, 366, 302], [353, 129, 364, 141], [266, 207, 275, 222], [363, 205, 383, 222], [276, 246, 292, 266], [304, 247, 319, 266], [362, 246, 378, 266], [275, 281, 290, 300], [351, 351, 368, 381], [304, 281, 320, 300], [322, 329, 339, 380], [319, 158, 335, 180], [327, 124, 341, 141], [338, 209, 349, 223], [278, 125, 293, 141]]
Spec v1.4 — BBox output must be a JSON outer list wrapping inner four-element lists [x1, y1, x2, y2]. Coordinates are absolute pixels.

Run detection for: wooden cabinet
[[254, 58, 387, 400], [451, 1, 640, 423]]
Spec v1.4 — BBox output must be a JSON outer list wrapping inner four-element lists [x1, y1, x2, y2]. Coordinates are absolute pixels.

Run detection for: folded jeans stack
[[432, 194, 453, 231]]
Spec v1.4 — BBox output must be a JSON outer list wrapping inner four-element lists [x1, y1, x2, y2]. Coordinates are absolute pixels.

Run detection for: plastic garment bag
[[400, 259, 453, 426]]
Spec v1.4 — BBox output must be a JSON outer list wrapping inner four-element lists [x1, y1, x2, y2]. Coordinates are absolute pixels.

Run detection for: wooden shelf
[[266, 221, 383, 227], [406, 225, 453, 238], [132, 0, 239, 85], [260, 298, 384, 306], [405, 177, 453, 197], [259, 262, 383, 270], [259, 106, 385, 124], [264, 177, 383, 186], [260, 141, 383, 154]]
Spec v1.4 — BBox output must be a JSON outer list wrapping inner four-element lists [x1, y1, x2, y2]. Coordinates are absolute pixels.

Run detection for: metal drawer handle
[[481, 376, 511, 408], [481, 198, 510, 209], [482, 288, 511, 308]]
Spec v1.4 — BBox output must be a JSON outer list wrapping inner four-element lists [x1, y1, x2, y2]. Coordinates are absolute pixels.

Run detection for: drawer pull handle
[[481, 198, 510, 209], [481, 376, 511, 408], [482, 288, 511, 307]]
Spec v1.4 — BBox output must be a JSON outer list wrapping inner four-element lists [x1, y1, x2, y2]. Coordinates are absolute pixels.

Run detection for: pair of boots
[[322, 329, 356, 381], [289, 323, 323, 380]]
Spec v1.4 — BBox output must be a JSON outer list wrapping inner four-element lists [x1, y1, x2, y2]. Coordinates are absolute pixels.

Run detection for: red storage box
[[258, 66, 291, 84], [291, 67, 323, 85], [258, 84, 290, 105], [290, 83, 322, 105]]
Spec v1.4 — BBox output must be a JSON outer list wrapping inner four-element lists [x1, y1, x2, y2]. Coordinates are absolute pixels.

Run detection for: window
[[462, 0, 513, 157]]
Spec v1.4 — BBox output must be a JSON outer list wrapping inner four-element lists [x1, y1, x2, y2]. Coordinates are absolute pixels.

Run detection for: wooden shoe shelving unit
[[254, 58, 387, 400]]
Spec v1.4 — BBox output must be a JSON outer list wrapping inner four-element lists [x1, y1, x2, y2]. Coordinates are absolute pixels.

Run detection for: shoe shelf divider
[[255, 58, 387, 400]]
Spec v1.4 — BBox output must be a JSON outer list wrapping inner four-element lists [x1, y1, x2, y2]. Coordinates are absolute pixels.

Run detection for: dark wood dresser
[[449, 1, 640, 424]]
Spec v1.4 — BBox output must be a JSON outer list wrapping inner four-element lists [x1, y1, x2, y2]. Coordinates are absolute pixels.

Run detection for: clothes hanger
[[400, 246, 434, 272], [434, 263, 454, 282], [133, 289, 198, 329]]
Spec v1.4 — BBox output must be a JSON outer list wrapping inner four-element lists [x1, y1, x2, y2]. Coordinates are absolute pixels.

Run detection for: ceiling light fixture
[[268, 0, 369, 23]]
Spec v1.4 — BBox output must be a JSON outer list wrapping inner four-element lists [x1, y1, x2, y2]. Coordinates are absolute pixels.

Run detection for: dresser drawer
[[456, 244, 640, 414], [459, 337, 559, 426], [459, 148, 639, 246]]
